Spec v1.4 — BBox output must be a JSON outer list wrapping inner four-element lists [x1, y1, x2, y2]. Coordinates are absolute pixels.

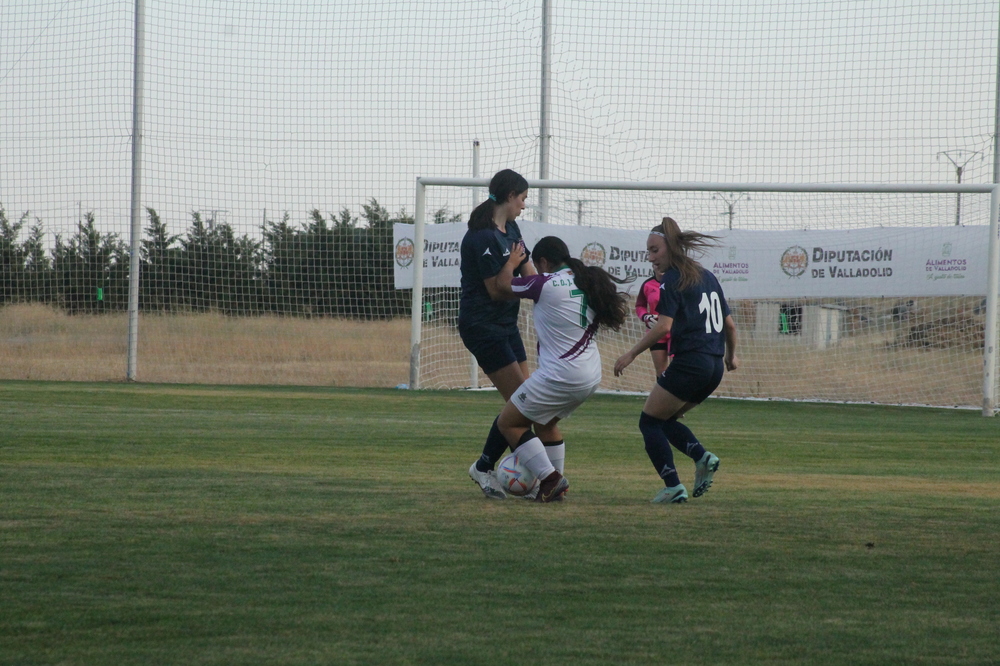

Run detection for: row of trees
[[0, 201, 460, 317]]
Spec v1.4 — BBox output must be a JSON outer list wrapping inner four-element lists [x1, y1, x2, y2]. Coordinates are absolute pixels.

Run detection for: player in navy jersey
[[460, 169, 538, 499], [489, 236, 628, 501], [614, 217, 740, 504]]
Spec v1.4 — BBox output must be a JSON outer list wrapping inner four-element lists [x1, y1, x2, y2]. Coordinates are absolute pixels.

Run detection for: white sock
[[544, 441, 565, 474], [516, 436, 556, 481]]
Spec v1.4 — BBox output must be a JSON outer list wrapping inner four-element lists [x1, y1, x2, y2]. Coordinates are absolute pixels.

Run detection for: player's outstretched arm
[[614, 315, 672, 376], [723, 315, 740, 371]]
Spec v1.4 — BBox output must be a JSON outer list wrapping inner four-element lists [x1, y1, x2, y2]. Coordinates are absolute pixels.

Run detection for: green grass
[[1, 381, 998, 665]]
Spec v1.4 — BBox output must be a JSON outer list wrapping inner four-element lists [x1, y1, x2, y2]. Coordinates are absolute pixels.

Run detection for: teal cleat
[[693, 452, 720, 498], [652, 484, 688, 504]]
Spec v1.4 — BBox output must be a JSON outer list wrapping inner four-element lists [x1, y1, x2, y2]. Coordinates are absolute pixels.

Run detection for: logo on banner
[[394, 238, 414, 268], [925, 242, 967, 280], [780, 246, 808, 277], [580, 242, 607, 267]]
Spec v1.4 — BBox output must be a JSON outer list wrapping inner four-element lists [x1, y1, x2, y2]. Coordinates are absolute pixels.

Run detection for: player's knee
[[638, 411, 664, 447], [512, 429, 536, 449]]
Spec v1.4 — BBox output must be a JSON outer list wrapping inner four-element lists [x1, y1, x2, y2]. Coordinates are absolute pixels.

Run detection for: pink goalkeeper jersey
[[510, 268, 601, 387], [635, 275, 671, 347]]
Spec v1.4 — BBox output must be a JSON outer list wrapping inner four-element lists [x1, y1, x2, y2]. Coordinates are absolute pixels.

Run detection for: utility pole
[[201, 209, 229, 230], [937, 150, 982, 226], [713, 192, 749, 230], [574, 199, 595, 225]]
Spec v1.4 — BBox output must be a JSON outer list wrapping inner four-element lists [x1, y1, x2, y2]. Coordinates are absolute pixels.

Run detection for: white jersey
[[510, 267, 601, 387]]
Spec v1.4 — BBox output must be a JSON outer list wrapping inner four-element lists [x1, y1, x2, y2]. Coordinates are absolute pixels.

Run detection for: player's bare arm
[[723, 315, 740, 371], [614, 315, 672, 376]]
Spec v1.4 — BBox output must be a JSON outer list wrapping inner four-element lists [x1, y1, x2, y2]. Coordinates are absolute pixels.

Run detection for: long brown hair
[[467, 169, 529, 231], [532, 236, 628, 331], [651, 216, 720, 290]]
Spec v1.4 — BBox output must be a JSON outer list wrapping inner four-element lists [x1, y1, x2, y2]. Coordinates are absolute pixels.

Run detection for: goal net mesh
[[411, 186, 996, 409]]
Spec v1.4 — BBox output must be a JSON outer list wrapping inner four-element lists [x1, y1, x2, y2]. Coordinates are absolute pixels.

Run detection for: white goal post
[[408, 177, 1000, 416]]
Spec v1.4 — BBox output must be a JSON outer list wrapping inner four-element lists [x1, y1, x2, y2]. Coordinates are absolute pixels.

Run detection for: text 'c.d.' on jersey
[[510, 267, 601, 387], [655, 266, 731, 357]]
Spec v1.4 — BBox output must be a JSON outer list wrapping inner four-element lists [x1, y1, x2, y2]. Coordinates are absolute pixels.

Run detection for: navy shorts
[[656, 352, 724, 404], [460, 328, 527, 375]]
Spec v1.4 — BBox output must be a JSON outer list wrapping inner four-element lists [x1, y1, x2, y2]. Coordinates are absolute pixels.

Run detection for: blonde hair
[[650, 217, 720, 290]]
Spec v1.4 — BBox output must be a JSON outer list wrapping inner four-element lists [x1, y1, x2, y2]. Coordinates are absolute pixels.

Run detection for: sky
[[1, 0, 998, 242]]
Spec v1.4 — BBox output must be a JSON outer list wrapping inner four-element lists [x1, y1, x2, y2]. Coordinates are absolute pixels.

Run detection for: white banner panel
[[393, 222, 991, 298]]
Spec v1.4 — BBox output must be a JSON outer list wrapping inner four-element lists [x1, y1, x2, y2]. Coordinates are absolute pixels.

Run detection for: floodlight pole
[[538, 0, 551, 223], [126, 0, 145, 381]]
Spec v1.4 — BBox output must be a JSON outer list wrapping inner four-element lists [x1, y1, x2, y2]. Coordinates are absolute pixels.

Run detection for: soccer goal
[[402, 177, 1000, 416]]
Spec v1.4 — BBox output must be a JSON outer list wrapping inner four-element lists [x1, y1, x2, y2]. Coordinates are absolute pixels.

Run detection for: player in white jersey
[[492, 236, 629, 501]]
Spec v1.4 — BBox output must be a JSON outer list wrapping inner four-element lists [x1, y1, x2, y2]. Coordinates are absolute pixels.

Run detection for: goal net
[[401, 180, 999, 412]]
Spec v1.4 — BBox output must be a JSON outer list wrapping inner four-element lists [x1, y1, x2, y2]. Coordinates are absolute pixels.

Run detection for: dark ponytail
[[468, 169, 529, 231], [531, 236, 628, 331]]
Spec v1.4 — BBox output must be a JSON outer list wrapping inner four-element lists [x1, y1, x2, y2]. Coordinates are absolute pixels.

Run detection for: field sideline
[[1, 381, 998, 664]]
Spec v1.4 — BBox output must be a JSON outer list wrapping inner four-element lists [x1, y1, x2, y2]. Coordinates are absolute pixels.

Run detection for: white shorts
[[511, 371, 600, 426]]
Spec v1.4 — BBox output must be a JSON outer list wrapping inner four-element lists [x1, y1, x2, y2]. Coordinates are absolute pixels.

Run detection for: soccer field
[[1, 382, 997, 665]]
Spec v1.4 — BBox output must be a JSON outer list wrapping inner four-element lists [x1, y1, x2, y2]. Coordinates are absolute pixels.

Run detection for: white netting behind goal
[[410, 185, 998, 410], [0, 1, 997, 403]]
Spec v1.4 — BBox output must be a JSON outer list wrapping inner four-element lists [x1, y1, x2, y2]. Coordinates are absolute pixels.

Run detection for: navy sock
[[475, 416, 509, 472], [638, 412, 681, 487], [661, 418, 707, 462]]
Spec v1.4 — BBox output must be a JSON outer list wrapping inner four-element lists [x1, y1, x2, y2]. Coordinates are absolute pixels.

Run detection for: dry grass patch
[[0, 304, 410, 386], [0, 303, 992, 409]]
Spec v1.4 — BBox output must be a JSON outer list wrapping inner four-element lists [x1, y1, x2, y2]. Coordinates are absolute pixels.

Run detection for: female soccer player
[[459, 169, 537, 499], [634, 267, 671, 376], [614, 217, 740, 504], [492, 236, 628, 502]]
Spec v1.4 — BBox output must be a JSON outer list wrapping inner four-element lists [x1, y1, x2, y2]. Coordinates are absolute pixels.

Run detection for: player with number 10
[[614, 217, 740, 504]]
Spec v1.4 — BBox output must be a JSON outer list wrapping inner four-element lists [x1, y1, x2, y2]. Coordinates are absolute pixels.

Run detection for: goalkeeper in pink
[[635, 269, 672, 376]]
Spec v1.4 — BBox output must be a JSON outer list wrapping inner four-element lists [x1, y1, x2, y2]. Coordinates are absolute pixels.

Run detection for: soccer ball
[[496, 451, 538, 497]]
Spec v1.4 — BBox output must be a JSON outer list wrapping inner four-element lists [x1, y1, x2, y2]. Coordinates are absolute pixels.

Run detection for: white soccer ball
[[496, 451, 538, 497]]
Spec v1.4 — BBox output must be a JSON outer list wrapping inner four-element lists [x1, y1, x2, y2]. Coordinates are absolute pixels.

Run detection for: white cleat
[[469, 462, 507, 500]]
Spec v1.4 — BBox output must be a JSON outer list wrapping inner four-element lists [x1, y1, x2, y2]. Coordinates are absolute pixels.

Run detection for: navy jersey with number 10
[[655, 267, 731, 357]]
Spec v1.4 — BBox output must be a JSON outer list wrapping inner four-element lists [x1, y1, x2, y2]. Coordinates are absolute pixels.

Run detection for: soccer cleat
[[693, 452, 720, 498], [468, 462, 507, 500], [535, 471, 569, 503], [651, 484, 688, 504]]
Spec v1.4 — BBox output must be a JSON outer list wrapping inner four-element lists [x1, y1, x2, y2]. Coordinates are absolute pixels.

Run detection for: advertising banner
[[393, 222, 990, 298]]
